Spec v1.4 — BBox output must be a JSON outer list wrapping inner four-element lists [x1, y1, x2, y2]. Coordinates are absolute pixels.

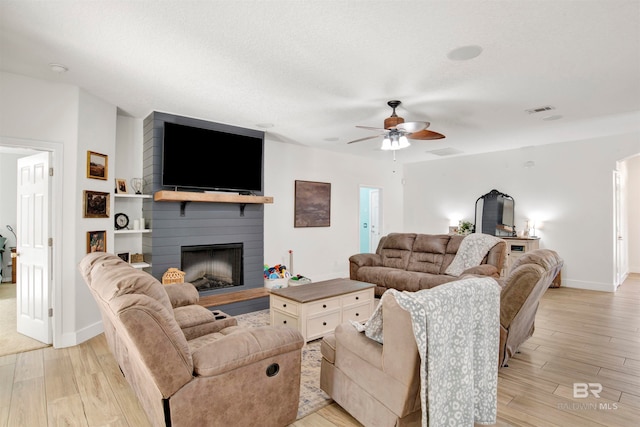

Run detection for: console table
[[270, 279, 375, 342], [503, 237, 561, 287]]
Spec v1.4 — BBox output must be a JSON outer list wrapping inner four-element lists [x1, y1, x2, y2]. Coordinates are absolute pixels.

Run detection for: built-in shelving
[[131, 262, 152, 269], [114, 193, 153, 199], [114, 229, 152, 234]]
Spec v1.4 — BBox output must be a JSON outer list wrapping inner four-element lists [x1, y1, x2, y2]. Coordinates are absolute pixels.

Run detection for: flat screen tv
[[162, 122, 264, 193]]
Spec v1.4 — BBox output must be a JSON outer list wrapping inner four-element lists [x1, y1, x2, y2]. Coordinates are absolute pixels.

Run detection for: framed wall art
[[83, 190, 110, 218], [87, 230, 107, 253], [294, 180, 331, 227], [87, 151, 108, 180]]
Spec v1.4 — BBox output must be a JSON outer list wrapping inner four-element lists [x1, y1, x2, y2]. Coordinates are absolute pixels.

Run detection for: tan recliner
[[320, 248, 563, 426], [498, 248, 563, 367], [79, 252, 304, 427], [320, 295, 422, 426]]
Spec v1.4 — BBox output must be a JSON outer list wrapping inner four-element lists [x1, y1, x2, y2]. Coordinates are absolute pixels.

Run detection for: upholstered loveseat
[[79, 252, 304, 427], [350, 233, 506, 296]]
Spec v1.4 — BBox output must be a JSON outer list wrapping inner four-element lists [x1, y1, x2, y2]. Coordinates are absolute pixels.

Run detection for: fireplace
[[181, 243, 244, 292]]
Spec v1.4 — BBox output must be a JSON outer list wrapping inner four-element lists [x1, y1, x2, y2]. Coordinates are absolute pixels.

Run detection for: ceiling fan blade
[[347, 135, 381, 144], [397, 121, 429, 133], [356, 125, 387, 132], [407, 129, 446, 140]]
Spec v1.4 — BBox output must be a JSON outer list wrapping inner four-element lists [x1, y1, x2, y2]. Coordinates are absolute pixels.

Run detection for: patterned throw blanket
[[352, 277, 500, 427], [445, 233, 503, 276]]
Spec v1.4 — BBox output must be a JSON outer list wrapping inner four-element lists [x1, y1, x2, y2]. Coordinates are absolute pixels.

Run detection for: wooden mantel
[[154, 190, 273, 204]]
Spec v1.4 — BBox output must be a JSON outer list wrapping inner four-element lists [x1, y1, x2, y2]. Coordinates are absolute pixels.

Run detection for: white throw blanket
[[352, 277, 500, 427], [445, 233, 503, 276]]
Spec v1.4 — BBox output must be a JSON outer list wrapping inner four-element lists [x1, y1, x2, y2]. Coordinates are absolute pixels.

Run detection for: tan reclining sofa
[[350, 233, 506, 296], [79, 252, 304, 427]]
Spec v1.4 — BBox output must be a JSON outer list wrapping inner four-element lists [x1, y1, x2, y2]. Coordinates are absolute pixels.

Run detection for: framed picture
[[116, 252, 130, 263], [115, 178, 128, 194], [83, 190, 110, 218], [87, 151, 108, 180], [87, 230, 107, 253], [294, 180, 331, 227]]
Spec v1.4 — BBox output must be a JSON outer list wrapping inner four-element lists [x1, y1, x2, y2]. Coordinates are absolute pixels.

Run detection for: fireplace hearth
[[181, 243, 243, 292]]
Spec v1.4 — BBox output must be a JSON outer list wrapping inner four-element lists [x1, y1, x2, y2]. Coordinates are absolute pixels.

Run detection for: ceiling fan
[[347, 100, 445, 150]]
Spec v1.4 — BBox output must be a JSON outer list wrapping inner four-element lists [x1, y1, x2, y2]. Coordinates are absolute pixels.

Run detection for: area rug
[[235, 309, 333, 420], [0, 283, 51, 357]]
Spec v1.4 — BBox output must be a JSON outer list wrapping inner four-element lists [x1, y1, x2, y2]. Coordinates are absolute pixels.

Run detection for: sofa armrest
[[191, 326, 303, 377], [461, 264, 499, 278], [164, 282, 199, 308], [349, 253, 382, 279], [349, 253, 382, 267]]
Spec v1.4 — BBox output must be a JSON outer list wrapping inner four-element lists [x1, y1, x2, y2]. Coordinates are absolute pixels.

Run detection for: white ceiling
[[1, 0, 639, 163]]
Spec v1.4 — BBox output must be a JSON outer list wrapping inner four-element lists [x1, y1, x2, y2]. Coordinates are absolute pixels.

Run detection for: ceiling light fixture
[[380, 130, 411, 151], [48, 63, 68, 73], [255, 123, 274, 129]]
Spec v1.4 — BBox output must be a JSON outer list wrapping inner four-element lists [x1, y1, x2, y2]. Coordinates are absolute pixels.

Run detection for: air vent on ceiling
[[525, 105, 555, 114], [426, 147, 463, 156]]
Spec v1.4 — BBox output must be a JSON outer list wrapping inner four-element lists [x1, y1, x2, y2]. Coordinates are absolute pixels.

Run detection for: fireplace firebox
[[181, 243, 243, 292]]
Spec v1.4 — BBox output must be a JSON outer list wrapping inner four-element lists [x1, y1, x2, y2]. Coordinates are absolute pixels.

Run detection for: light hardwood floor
[[1, 275, 639, 426]]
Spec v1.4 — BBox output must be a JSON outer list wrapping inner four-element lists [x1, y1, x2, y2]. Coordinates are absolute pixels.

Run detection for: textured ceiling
[[1, 0, 639, 163]]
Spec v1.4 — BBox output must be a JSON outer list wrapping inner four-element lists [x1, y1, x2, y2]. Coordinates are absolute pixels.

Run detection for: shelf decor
[[294, 180, 331, 228], [87, 151, 108, 180], [115, 178, 128, 194]]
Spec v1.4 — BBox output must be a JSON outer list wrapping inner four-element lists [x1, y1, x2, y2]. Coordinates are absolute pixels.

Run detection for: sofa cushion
[[380, 233, 416, 269], [440, 234, 465, 273], [406, 234, 450, 274]]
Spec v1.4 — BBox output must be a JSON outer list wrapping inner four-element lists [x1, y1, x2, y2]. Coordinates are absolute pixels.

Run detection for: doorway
[[359, 186, 382, 253], [0, 137, 62, 346]]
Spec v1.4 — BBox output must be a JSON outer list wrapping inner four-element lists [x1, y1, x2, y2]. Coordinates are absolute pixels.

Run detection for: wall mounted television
[[162, 121, 264, 193]]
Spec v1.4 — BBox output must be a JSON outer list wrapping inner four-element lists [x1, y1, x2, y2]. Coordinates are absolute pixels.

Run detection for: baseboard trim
[[57, 321, 104, 348], [561, 279, 615, 292]]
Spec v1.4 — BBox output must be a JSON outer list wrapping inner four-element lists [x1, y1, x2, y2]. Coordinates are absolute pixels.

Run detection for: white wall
[[403, 133, 640, 292], [74, 89, 118, 342], [264, 139, 404, 281], [0, 71, 117, 347], [627, 155, 640, 273]]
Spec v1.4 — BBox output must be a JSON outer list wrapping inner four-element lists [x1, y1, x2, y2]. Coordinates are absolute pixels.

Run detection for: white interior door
[[369, 189, 381, 252], [16, 151, 52, 343]]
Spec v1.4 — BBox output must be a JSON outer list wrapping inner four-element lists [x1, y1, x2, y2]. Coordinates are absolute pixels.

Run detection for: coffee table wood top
[[270, 278, 375, 303]]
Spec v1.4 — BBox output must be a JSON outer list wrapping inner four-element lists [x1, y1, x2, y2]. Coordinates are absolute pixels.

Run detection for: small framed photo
[[87, 151, 108, 180], [116, 252, 131, 263], [87, 230, 107, 253], [115, 178, 128, 194], [83, 190, 110, 218]]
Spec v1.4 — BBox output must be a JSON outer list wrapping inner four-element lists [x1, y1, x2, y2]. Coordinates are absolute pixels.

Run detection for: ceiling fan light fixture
[[398, 135, 410, 149], [381, 136, 392, 150]]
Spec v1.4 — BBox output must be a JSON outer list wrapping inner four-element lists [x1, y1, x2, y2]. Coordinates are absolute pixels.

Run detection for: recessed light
[[447, 45, 483, 61], [542, 115, 563, 121], [49, 63, 68, 73], [256, 123, 274, 128], [324, 137, 339, 142]]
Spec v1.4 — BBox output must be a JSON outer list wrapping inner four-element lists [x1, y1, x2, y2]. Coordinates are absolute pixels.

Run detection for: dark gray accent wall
[[142, 111, 268, 315]]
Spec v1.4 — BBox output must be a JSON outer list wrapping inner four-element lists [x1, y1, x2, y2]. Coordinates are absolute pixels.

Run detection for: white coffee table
[[269, 278, 375, 342]]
